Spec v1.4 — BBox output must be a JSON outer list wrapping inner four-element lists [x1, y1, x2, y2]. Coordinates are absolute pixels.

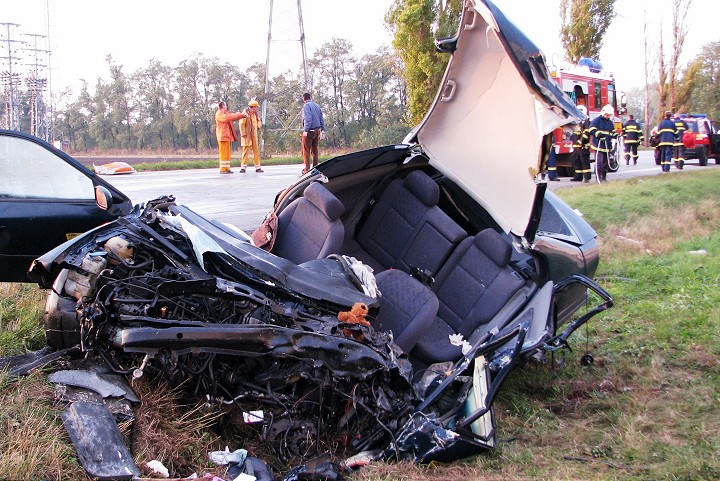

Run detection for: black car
[[0, 129, 132, 282], [2, 0, 612, 473]]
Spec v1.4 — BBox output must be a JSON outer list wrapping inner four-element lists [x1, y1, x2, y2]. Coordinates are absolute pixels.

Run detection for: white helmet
[[601, 104, 614, 117], [577, 105, 588, 115]]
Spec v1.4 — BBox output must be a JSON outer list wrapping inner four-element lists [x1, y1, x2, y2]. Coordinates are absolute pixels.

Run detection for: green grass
[[3, 169, 720, 480]]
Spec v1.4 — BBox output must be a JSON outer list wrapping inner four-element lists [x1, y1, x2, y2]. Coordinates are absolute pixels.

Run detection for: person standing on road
[[672, 112, 689, 170], [240, 100, 263, 173], [300, 92, 325, 174], [215, 101, 247, 174], [586, 104, 617, 182], [656, 111, 677, 173], [571, 105, 592, 182], [622, 114, 644, 166]]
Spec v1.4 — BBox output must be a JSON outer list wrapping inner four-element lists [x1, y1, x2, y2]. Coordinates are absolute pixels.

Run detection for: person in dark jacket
[[571, 105, 592, 182], [622, 114, 644, 165], [585, 104, 617, 182], [300, 92, 325, 174], [672, 113, 689, 170], [656, 111, 677, 172]]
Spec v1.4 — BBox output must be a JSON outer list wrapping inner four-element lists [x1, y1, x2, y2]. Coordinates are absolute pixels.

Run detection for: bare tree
[[668, 0, 691, 110], [657, 0, 692, 116]]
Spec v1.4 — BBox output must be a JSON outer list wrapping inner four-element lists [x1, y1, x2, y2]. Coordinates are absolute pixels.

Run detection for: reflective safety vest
[[657, 119, 677, 147], [673, 119, 688, 146], [622, 119, 644, 144], [572, 119, 590, 149], [586, 116, 617, 153]]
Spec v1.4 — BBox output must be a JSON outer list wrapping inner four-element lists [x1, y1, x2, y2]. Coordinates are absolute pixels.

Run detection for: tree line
[[44, 43, 411, 155], [3, 0, 718, 153]]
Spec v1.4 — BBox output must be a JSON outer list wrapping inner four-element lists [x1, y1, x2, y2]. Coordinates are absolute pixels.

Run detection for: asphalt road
[[103, 150, 719, 232], [548, 149, 719, 187], [105, 164, 305, 232]]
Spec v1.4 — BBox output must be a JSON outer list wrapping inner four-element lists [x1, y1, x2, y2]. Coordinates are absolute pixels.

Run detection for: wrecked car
[[3, 0, 612, 473]]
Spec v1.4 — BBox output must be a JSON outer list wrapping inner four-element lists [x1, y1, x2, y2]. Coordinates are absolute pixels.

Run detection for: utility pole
[[261, 0, 310, 157], [0, 23, 24, 131], [23, 33, 49, 140]]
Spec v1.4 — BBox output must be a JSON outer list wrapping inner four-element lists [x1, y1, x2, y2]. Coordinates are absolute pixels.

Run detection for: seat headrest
[[304, 182, 344, 221], [474, 229, 512, 267], [404, 170, 439, 207]]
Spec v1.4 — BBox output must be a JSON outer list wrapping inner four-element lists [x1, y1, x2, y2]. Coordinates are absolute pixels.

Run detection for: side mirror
[[620, 92, 627, 108], [95, 185, 114, 211]]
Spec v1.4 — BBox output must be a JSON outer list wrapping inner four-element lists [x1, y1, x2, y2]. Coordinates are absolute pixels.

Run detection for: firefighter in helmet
[[672, 112, 688, 170], [571, 105, 592, 182], [585, 104, 617, 182], [239, 100, 264, 173], [656, 111, 677, 172], [622, 114, 644, 165]]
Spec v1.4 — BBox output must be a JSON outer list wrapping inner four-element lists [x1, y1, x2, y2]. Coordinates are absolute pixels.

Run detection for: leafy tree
[[175, 57, 207, 150], [347, 47, 410, 148], [386, 0, 461, 125], [132, 60, 177, 149], [310, 38, 355, 147], [678, 41, 720, 118], [560, 0, 616, 63], [54, 82, 95, 150], [102, 55, 136, 149]]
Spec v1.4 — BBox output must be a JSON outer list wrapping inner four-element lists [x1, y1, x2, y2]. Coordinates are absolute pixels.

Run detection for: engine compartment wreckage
[[20, 196, 612, 477]]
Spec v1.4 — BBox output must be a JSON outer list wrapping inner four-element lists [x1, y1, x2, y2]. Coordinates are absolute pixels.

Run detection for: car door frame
[[0, 129, 132, 282]]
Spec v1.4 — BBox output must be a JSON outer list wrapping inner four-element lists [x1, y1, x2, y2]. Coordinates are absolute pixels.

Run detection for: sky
[[2, 0, 717, 103]]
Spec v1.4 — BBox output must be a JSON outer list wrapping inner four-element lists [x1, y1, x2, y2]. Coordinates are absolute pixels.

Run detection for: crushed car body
[[6, 0, 614, 474], [31, 195, 610, 467]]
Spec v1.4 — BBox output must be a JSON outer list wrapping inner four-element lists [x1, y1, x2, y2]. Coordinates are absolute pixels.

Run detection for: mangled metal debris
[[61, 401, 141, 480]]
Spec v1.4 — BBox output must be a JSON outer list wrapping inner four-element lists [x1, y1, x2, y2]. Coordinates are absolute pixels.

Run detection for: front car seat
[[272, 182, 345, 264]]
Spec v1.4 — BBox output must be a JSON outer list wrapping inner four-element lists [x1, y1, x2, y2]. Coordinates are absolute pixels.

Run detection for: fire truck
[[549, 58, 626, 176]]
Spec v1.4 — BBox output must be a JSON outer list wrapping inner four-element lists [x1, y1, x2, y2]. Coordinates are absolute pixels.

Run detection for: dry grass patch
[[130, 377, 224, 478], [600, 198, 720, 259], [0, 371, 89, 481]]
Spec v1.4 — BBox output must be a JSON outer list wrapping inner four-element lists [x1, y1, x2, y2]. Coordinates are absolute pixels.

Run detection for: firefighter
[[215, 101, 248, 174], [656, 111, 677, 172], [586, 104, 617, 182], [546, 146, 559, 181], [622, 114, 644, 165], [239, 100, 264, 173], [571, 105, 592, 182], [672, 112, 689, 170]]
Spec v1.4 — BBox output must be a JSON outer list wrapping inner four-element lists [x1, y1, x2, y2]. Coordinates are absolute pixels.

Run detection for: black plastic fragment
[[60, 401, 140, 480]]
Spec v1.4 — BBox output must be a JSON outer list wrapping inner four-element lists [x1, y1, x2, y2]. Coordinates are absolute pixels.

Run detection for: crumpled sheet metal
[[61, 401, 140, 480], [49, 368, 140, 402]]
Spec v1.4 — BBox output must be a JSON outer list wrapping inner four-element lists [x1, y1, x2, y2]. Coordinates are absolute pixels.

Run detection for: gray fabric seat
[[411, 229, 531, 364], [272, 182, 345, 264], [344, 170, 467, 276], [374, 269, 439, 353]]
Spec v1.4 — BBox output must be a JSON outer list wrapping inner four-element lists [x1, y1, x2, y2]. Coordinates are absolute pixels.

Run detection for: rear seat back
[[352, 170, 467, 275], [411, 229, 531, 364]]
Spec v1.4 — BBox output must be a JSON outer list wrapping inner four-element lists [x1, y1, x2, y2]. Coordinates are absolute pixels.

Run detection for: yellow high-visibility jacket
[[215, 108, 244, 142], [239, 110, 262, 146]]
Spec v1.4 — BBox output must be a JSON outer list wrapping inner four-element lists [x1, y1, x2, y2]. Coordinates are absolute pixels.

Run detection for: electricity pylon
[[261, 0, 310, 157], [0, 23, 24, 131]]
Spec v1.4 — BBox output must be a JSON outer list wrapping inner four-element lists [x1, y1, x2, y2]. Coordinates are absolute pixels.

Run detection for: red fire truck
[[549, 58, 626, 176]]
